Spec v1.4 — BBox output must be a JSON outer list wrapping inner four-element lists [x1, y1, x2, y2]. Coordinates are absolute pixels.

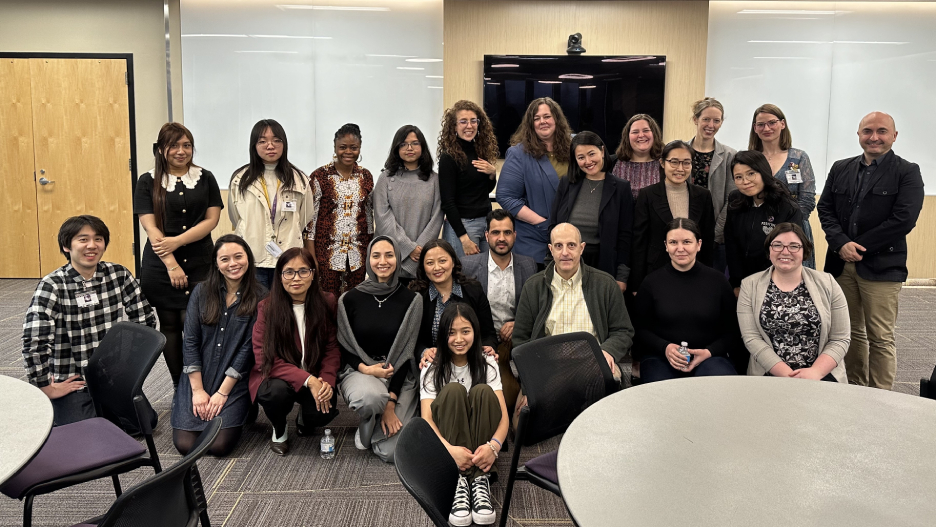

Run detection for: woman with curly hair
[[438, 100, 500, 258], [497, 97, 573, 264]]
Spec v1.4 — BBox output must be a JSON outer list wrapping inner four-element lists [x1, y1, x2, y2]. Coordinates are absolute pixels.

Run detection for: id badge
[[282, 200, 297, 212], [265, 241, 284, 258], [786, 170, 803, 184], [76, 292, 100, 308]]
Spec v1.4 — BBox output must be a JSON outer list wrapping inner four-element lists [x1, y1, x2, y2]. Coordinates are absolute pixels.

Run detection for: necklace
[[372, 284, 400, 308], [585, 179, 602, 193]]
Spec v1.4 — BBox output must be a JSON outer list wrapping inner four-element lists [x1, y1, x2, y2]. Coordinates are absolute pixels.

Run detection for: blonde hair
[[692, 97, 725, 121]]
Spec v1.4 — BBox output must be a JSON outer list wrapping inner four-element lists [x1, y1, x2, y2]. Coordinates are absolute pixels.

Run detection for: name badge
[[282, 200, 297, 212], [76, 292, 100, 308], [265, 240, 284, 258], [786, 170, 803, 184]]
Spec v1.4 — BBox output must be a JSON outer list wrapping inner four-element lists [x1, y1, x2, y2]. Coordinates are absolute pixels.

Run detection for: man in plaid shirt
[[22, 215, 158, 426]]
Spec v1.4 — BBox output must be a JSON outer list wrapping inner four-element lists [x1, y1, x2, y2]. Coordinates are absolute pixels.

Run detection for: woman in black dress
[[171, 235, 265, 456], [134, 123, 223, 387]]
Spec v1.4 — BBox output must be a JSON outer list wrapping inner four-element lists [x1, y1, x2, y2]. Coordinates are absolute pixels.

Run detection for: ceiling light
[[397, 66, 425, 70], [277, 5, 391, 11], [538, 81, 562, 84], [249, 34, 332, 39], [579, 85, 596, 89], [738, 9, 842, 15], [486, 82, 501, 85], [558, 73, 593, 80], [182, 34, 248, 38], [406, 58, 443, 63], [491, 64, 520, 68], [427, 86, 443, 89], [426, 75, 443, 79]]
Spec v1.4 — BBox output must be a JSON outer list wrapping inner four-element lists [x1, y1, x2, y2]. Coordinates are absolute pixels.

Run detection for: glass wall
[[707, 1, 936, 193], [180, 0, 444, 188]]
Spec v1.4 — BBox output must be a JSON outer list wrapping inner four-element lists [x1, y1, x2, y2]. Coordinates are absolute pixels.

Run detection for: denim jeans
[[443, 217, 488, 258]]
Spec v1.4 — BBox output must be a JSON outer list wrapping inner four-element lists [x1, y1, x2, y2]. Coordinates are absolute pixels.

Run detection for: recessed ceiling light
[[538, 81, 562, 84], [406, 58, 443, 63], [491, 64, 520, 68], [579, 85, 596, 89], [486, 82, 501, 85], [277, 5, 391, 11], [558, 73, 593, 80], [397, 66, 425, 70], [427, 86, 443, 89], [426, 75, 444, 79], [249, 34, 332, 39], [182, 34, 248, 38]]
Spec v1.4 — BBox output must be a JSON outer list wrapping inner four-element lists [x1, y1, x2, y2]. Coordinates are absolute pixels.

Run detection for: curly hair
[[437, 100, 499, 166], [509, 97, 572, 163]]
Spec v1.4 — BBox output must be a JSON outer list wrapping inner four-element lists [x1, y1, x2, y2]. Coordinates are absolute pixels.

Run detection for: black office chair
[[68, 416, 222, 527], [920, 364, 936, 400], [499, 332, 619, 527], [394, 417, 460, 527], [1, 322, 166, 527]]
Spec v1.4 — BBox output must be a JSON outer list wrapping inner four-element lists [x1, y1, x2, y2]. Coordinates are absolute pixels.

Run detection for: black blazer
[[461, 250, 539, 309], [415, 279, 498, 354], [630, 180, 716, 292], [817, 150, 924, 281], [549, 175, 634, 281]]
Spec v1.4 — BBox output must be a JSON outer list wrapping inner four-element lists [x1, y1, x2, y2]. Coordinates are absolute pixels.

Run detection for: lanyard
[[259, 177, 281, 226]]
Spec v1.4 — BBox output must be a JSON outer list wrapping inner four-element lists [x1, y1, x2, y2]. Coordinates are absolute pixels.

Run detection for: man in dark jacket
[[817, 111, 924, 390]]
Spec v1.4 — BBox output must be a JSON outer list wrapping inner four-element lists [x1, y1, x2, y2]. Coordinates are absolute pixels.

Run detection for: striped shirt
[[22, 262, 158, 387], [545, 266, 596, 339]]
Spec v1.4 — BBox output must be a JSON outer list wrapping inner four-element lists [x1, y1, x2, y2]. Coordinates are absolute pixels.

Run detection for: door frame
[[0, 52, 141, 276]]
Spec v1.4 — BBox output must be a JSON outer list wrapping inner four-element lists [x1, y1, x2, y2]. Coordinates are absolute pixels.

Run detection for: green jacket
[[512, 262, 634, 364]]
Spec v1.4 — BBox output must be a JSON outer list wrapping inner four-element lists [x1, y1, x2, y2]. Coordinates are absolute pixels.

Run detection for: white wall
[[707, 1, 936, 194], [180, 0, 444, 188]]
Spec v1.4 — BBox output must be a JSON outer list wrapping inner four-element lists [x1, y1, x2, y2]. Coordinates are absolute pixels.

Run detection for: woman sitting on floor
[[421, 303, 508, 527]]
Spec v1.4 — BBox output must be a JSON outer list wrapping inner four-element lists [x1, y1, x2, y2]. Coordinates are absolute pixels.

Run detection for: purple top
[[612, 160, 660, 200]]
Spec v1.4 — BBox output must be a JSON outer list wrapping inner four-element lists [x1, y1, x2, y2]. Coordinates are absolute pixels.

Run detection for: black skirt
[[140, 235, 213, 310]]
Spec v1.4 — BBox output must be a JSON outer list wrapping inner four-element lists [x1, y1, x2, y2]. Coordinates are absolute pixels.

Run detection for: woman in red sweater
[[249, 247, 341, 456]]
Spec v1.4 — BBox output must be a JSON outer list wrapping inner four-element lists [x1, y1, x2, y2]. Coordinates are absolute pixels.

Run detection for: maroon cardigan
[[248, 292, 341, 401]]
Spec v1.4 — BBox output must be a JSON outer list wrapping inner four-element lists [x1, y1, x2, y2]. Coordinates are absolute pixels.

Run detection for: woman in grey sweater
[[374, 125, 444, 282]]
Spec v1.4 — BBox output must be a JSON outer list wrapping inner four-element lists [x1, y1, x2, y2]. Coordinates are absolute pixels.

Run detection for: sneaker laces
[[471, 475, 493, 511], [452, 476, 471, 512]]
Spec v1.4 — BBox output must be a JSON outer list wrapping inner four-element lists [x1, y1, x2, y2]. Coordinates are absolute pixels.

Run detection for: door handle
[[39, 177, 55, 185]]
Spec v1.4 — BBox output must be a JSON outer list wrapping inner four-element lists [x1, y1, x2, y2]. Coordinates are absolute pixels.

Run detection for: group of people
[[20, 96, 923, 526]]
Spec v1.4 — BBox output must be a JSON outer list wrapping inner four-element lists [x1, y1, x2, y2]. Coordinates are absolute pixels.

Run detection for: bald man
[[817, 112, 924, 390], [512, 223, 634, 379]]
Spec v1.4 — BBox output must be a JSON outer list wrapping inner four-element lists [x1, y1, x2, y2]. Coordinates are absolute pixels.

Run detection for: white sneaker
[[354, 429, 367, 450], [448, 475, 472, 526], [471, 474, 495, 525]]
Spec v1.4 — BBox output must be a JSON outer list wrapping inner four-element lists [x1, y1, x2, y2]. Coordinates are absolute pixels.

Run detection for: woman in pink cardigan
[[249, 247, 341, 456]]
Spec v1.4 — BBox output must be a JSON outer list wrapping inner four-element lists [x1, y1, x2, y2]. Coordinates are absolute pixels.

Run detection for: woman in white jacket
[[229, 119, 318, 288]]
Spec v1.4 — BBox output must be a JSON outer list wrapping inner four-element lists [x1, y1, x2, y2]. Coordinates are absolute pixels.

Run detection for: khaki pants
[[836, 262, 902, 390]]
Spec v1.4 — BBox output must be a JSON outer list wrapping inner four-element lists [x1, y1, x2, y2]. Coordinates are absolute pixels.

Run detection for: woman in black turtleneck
[[437, 100, 500, 258], [634, 218, 738, 383]]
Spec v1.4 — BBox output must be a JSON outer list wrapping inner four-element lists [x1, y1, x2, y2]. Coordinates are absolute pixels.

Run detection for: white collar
[[159, 166, 203, 192], [488, 251, 513, 273]]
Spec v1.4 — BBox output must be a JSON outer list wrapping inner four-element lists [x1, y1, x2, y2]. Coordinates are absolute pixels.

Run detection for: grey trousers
[[339, 370, 418, 463]]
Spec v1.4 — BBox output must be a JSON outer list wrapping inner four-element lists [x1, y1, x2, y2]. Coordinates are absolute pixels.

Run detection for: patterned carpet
[[1, 278, 933, 526]]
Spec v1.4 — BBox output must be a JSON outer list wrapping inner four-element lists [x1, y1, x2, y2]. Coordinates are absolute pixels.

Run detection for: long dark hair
[[408, 239, 474, 292], [424, 303, 492, 396], [152, 122, 195, 232], [509, 97, 572, 163], [384, 124, 434, 181], [200, 235, 263, 326], [728, 150, 796, 211], [260, 247, 331, 378], [567, 131, 612, 184], [234, 119, 300, 197]]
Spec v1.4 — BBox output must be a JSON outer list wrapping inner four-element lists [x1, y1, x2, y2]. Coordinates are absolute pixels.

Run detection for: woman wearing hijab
[[336, 235, 423, 462]]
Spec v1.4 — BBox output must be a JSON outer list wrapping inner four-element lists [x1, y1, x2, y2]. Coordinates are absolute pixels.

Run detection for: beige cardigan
[[737, 266, 850, 383]]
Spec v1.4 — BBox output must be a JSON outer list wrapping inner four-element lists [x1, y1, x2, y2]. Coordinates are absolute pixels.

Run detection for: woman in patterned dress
[[737, 223, 849, 382], [309, 123, 374, 296]]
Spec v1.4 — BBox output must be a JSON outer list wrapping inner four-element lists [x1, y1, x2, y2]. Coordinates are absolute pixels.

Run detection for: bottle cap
[[681, 341, 688, 346], [324, 429, 332, 435]]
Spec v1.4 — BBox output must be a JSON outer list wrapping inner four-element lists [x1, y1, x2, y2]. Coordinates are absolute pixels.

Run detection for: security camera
[[567, 33, 585, 55]]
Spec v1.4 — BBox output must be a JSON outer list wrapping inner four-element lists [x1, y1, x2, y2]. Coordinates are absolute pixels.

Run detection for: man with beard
[[461, 209, 537, 411]]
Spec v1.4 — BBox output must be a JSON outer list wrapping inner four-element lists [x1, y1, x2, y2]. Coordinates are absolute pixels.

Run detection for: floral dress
[[759, 280, 821, 369]]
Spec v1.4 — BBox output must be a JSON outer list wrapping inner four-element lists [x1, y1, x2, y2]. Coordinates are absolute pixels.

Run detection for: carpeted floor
[[1, 278, 934, 526]]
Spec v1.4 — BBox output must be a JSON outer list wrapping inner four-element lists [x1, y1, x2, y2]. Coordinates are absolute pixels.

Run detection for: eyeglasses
[[733, 172, 759, 182], [398, 141, 421, 150], [257, 139, 284, 147], [664, 159, 692, 169], [754, 119, 782, 131], [282, 268, 313, 279], [457, 118, 480, 126], [769, 242, 803, 253]]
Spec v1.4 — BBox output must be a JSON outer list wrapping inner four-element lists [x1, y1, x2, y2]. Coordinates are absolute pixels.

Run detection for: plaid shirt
[[545, 266, 596, 339], [22, 262, 158, 387], [429, 282, 464, 344]]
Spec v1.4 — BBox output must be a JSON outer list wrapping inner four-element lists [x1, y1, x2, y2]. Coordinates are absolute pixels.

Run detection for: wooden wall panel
[[443, 0, 709, 142], [810, 196, 936, 281], [0, 59, 41, 278]]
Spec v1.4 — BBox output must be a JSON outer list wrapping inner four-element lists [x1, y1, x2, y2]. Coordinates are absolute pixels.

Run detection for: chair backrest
[[512, 331, 618, 445], [86, 322, 166, 433], [96, 417, 221, 527], [394, 417, 459, 527]]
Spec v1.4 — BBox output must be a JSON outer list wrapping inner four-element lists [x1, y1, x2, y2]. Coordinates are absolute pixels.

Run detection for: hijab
[[355, 235, 401, 295]]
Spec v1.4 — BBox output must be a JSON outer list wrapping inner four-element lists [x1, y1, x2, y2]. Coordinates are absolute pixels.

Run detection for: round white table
[[558, 376, 936, 527], [0, 375, 54, 485]]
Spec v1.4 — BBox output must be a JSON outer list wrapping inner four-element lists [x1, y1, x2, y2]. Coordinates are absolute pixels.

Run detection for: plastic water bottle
[[678, 341, 692, 366], [320, 429, 336, 459]]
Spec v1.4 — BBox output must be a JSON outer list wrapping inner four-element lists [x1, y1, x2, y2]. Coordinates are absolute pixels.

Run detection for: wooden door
[[30, 58, 134, 276], [0, 59, 41, 278]]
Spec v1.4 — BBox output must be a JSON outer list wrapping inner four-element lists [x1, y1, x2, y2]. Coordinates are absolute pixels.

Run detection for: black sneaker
[[448, 475, 471, 526], [471, 474, 495, 525]]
